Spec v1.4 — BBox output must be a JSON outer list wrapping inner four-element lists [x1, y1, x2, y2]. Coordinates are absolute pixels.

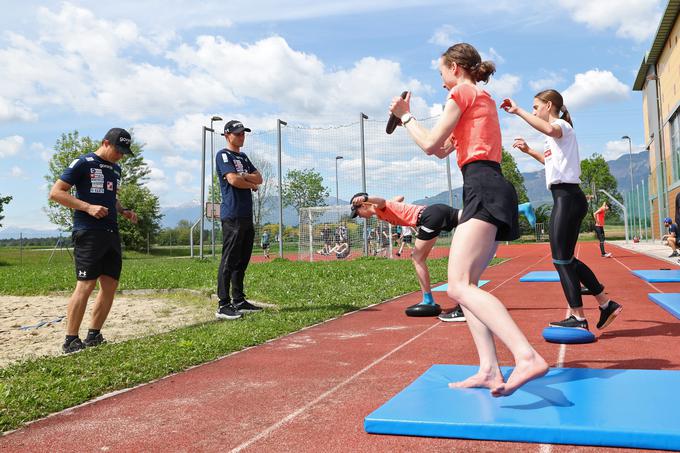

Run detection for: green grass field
[[0, 249, 504, 432]]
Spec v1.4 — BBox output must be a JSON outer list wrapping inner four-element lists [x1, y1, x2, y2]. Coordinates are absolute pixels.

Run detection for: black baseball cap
[[350, 192, 368, 218], [223, 120, 251, 135], [103, 128, 134, 155]]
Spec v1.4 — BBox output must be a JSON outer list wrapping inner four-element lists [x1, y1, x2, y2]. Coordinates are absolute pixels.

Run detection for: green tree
[[282, 169, 329, 225], [118, 185, 163, 252], [0, 194, 12, 228], [501, 149, 529, 203], [250, 156, 274, 228], [580, 153, 621, 231], [44, 130, 161, 251]]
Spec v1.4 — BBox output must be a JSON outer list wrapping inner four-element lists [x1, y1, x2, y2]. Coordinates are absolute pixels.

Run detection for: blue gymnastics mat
[[648, 293, 680, 319], [432, 280, 489, 292], [365, 365, 680, 450], [633, 270, 680, 282], [519, 271, 559, 282]]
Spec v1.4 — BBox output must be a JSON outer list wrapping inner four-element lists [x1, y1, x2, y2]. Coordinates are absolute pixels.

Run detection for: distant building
[[633, 0, 680, 237]]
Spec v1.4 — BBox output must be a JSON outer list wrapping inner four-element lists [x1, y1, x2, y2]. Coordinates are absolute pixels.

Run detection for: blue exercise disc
[[542, 326, 596, 344]]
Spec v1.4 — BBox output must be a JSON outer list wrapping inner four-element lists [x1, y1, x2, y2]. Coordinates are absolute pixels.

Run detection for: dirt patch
[[0, 292, 213, 368]]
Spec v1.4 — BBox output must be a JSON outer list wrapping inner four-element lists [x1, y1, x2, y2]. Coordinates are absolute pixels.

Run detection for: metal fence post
[[636, 183, 642, 240], [642, 179, 649, 241], [360, 112, 368, 256], [600, 189, 628, 243], [277, 119, 287, 258], [199, 126, 211, 259]]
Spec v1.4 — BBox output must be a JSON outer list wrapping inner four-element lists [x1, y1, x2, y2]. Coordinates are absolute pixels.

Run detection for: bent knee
[[446, 280, 474, 300]]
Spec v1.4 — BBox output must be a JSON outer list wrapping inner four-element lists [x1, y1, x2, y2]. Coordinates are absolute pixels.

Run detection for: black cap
[[103, 128, 134, 155], [223, 120, 252, 135], [349, 192, 368, 218]]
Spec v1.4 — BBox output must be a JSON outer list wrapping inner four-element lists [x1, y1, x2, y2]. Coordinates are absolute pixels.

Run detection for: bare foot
[[491, 356, 549, 397], [449, 368, 504, 390]]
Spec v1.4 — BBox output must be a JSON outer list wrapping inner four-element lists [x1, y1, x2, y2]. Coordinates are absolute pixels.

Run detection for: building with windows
[[633, 0, 680, 237]]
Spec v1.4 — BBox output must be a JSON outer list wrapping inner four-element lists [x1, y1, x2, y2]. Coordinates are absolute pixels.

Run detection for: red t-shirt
[[594, 208, 606, 227], [374, 201, 424, 227], [448, 84, 502, 168]]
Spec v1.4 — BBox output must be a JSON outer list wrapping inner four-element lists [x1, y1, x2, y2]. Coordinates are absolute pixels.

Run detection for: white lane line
[[229, 322, 440, 452]]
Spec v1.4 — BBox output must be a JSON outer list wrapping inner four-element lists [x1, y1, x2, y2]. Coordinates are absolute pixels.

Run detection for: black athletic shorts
[[459, 160, 520, 241], [416, 204, 459, 241], [402, 235, 413, 244], [72, 229, 122, 281]]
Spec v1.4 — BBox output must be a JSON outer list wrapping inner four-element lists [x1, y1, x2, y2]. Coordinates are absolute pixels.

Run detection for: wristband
[[121, 208, 131, 213], [400, 113, 414, 125]]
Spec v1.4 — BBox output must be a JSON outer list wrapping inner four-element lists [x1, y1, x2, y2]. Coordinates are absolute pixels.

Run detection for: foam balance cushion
[[542, 326, 595, 344], [648, 293, 680, 319], [405, 303, 442, 317]]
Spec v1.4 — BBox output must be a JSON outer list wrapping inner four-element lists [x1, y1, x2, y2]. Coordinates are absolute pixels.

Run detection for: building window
[[672, 111, 680, 181]]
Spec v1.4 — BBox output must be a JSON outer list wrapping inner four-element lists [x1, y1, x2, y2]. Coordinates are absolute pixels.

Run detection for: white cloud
[[174, 170, 194, 186], [558, 0, 663, 42], [144, 160, 169, 194], [528, 72, 565, 92], [30, 142, 53, 161], [499, 115, 546, 172], [0, 135, 24, 158], [562, 69, 629, 110], [0, 97, 37, 122], [429, 25, 463, 47], [485, 74, 521, 100], [10, 166, 24, 177], [164, 155, 201, 170], [603, 139, 645, 160], [480, 48, 505, 65]]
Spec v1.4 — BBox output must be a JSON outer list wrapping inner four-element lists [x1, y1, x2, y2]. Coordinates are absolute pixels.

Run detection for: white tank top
[[543, 119, 581, 189]]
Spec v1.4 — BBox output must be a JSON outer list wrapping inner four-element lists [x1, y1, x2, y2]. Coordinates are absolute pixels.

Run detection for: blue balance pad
[[433, 281, 489, 292], [632, 270, 680, 282], [542, 326, 596, 344], [365, 365, 680, 450], [519, 271, 560, 282], [648, 293, 680, 319]]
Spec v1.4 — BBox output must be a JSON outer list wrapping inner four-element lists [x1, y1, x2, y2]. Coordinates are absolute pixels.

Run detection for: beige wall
[[645, 14, 680, 236]]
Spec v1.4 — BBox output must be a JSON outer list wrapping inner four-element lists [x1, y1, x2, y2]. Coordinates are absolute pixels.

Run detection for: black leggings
[[549, 184, 604, 308], [594, 226, 606, 255]]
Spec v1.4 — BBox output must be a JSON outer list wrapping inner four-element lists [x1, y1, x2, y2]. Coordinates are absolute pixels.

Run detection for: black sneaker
[[597, 301, 623, 329], [438, 305, 466, 322], [549, 315, 588, 330], [62, 337, 85, 354], [215, 304, 243, 320], [669, 251, 679, 258], [234, 300, 263, 313], [83, 333, 107, 348]]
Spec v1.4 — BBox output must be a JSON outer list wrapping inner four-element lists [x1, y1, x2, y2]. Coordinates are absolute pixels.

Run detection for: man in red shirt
[[593, 202, 612, 258]]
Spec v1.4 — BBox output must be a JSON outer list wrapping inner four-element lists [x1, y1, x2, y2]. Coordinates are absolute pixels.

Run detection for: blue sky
[[0, 0, 662, 231]]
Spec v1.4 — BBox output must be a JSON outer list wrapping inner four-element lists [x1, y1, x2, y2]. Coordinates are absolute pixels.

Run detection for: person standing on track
[[593, 202, 612, 258], [502, 90, 622, 333], [389, 42, 548, 396]]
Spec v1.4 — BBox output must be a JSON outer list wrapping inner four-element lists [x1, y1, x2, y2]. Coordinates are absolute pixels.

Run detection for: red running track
[[2, 242, 680, 453]]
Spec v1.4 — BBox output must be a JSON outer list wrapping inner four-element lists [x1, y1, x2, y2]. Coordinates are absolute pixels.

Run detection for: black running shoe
[[669, 251, 679, 258], [215, 304, 243, 320], [597, 301, 623, 329], [83, 333, 107, 348], [234, 300, 263, 313], [62, 337, 85, 354], [438, 305, 466, 322], [549, 315, 589, 330]]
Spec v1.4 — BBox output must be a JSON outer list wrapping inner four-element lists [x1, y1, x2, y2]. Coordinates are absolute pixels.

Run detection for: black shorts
[[416, 204, 459, 241], [72, 229, 122, 281], [459, 160, 519, 241], [261, 242, 270, 249], [402, 235, 413, 244]]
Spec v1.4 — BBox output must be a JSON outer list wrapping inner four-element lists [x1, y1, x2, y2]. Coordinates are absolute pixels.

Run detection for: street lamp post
[[210, 116, 222, 258], [622, 135, 634, 192], [335, 156, 343, 205]]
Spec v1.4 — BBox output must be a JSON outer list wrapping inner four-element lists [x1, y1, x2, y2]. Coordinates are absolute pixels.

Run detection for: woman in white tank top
[[501, 90, 623, 333]]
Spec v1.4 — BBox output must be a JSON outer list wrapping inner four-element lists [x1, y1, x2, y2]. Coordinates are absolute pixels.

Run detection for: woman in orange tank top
[[388, 43, 547, 397]]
